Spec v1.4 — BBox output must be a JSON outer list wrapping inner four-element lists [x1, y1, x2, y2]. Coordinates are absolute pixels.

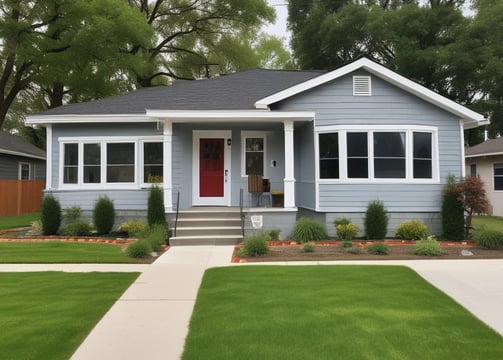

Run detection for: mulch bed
[[233, 240, 503, 263]]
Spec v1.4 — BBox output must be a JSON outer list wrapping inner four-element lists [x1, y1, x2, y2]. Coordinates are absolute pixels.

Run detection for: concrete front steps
[[169, 207, 244, 246]]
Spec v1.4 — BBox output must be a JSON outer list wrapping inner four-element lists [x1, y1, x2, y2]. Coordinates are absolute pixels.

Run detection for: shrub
[[414, 237, 443, 256], [334, 218, 359, 241], [339, 240, 353, 248], [60, 220, 93, 236], [240, 232, 270, 256], [269, 229, 282, 240], [126, 240, 152, 258], [364, 201, 388, 240], [93, 196, 115, 234], [118, 221, 148, 238], [301, 242, 315, 253], [456, 176, 490, 238], [441, 176, 465, 240], [144, 224, 167, 251], [148, 185, 166, 227], [395, 220, 429, 240], [41, 195, 62, 235], [291, 217, 328, 243], [367, 242, 389, 255], [347, 246, 363, 254], [64, 206, 82, 223], [473, 227, 503, 249]]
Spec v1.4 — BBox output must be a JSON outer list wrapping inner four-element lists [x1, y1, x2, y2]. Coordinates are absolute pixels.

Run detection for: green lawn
[[473, 215, 503, 232], [0, 241, 137, 263], [0, 212, 40, 230], [0, 272, 138, 360], [182, 266, 503, 360]]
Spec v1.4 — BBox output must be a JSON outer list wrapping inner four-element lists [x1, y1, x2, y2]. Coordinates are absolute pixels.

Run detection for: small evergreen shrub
[[291, 217, 328, 243], [240, 232, 270, 256], [148, 185, 167, 227], [93, 196, 115, 234], [301, 243, 314, 253], [269, 229, 282, 240], [414, 237, 443, 256], [347, 246, 363, 254], [367, 242, 389, 255], [395, 220, 429, 240], [441, 175, 465, 240], [126, 240, 152, 258], [334, 218, 359, 241], [473, 227, 503, 249], [118, 221, 148, 238], [340, 240, 353, 248], [144, 224, 167, 251], [41, 195, 62, 235], [364, 201, 388, 240], [60, 220, 93, 236], [64, 206, 82, 223]]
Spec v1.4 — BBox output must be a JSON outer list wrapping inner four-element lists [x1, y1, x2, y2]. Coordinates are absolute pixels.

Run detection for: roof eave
[[25, 114, 154, 125], [0, 149, 46, 160]]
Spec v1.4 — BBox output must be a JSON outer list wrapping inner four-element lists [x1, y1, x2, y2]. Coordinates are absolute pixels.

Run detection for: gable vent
[[353, 76, 371, 96]]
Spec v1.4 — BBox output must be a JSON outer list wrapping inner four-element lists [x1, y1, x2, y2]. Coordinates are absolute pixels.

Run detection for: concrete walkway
[[1, 253, 502, 359]]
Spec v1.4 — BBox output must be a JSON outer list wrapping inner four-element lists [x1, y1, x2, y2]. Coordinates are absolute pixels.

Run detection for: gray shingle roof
[[465, 137, 503, 157], [0, 131, 46, 159], [37, 69, 326, 116]]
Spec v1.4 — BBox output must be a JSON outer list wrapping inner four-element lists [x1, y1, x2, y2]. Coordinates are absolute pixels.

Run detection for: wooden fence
[[0, 180, 45, 216]]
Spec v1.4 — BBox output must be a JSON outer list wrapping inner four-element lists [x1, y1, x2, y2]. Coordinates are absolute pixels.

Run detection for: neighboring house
[[26, 58, 486, 237], [0, 131, 46, 181], [465, 137, 503, 216]]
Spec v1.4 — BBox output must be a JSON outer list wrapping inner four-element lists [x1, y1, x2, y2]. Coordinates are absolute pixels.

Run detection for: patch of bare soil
[[237, 244, 503, 262]]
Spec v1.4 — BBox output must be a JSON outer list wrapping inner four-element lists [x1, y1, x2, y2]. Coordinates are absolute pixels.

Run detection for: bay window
[[319, 133, 339, 179], [347, 132, 368, 178], [374, 132, 406, 179]]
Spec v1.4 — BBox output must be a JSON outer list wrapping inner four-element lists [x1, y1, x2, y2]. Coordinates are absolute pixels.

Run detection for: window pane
[[374, 132, 405, 157], [84, 144, 101, 183], [495, 164, 503, 191], [64, 144, 78, 184], [495, 177, 503, 191], [413, 132, 432, 159], [246, 152, 263, 175], [64, 144, 78, 166], [144, 142, 163, 183], [348, 158, 368, 178], [319, 133, 338, 159], [347, 133, 367, 157], [320, 159, 339, 179], [107, 143, 134, 182], [64, 167, 78, 184], [494, 164, 503, 176], [414, 160, 432, 179], [375, 159, 406, 178], [246, 138, 263, 152], [470, 164, 477, 177]]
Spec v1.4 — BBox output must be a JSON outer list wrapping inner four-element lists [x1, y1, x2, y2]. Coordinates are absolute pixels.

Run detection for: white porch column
[[45, 124, 52, 190], [163, 120, 173, 212], [283, 120, 296, 208]]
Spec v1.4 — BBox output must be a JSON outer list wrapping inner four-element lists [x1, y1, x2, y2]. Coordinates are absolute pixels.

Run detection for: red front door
[[199, 138, 224, 197]]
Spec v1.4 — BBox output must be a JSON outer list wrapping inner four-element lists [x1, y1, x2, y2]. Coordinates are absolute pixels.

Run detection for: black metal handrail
[[239, 188, 245, 237], [174, 191, 180, 237]]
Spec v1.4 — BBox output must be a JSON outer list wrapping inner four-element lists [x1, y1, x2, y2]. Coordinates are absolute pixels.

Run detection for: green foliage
[[473, 227, 503, 250], [41, 195, 62, 235], [93, 196, 116, 235], [239, 232, 270, 257], [395, 220, 429, 240], [60, 220, 93, 237], [126, 240, 152, 258], [268, 229, 282, 240], [147, 186, 166, 227], [118, 221, 148, 238], [340, 241, 353, 249], [64, 207, 82, 223], [143, 224, 167, 252], [367, 243, 389, 255], [364, 201, 388, 240], [346, 246, 363, 255], [456, 176, 490, 237], [441, 175, 465, 240], [414, 237, 444, 256], [334, 218, 359, 241], [301, 243, 314, 253], [291, 217, 329, 243]]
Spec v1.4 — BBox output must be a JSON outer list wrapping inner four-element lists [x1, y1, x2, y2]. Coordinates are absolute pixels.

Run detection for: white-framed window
[[18, 162, 31, 180], [494, 163, 503, 191], [316, 125, 439, 183], [59, 137, 162, 188], [241, 131, 266, 177]]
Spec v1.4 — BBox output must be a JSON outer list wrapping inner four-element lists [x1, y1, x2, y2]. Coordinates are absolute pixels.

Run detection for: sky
[[264, 1, 290, 43]]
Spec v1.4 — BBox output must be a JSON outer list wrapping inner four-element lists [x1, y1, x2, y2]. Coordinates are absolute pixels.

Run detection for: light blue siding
[[0, 154, 45, 180]]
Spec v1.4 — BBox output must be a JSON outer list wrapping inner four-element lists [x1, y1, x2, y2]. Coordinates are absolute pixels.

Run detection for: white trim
[[255, 57, 485, 127], [192, 130, 232, 206], [240, 131, 267, 177], [25, 114, 154, 125], [163, 121, 173, 211], [46, 125, 52, 189], [314, 125, 440, 184], [146, 110, 315, 122], [284, 120, 296, 208], [460, 120, 466, 178], [18, 162, 31, 180]]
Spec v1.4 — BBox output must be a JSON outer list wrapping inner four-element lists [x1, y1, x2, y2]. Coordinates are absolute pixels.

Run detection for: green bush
[[64, 206, 82, 223], [60, 220, 93, 236], [334, 218, 359, 241], [473, 227, 503, 249], [118, 221, 148, 238], [291, 217, 328, 243], [364, 201, 388, 240], [441, 175, 465, 240], [367, 242, 389, 255], [395, 220, 429, 240], [148, 185, 166, 227], [126, 240, 152, 258], [269, 229, 282, 240], [144, 224, 167, 251], [340, 240, 353, 248], [93, 196, 115, 234], [414, 237, 444, 256], [240, 232, 270, 256], [41, 195, 62, 235], [347, 246, 363, 254], [301, 243, 314, 253]]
